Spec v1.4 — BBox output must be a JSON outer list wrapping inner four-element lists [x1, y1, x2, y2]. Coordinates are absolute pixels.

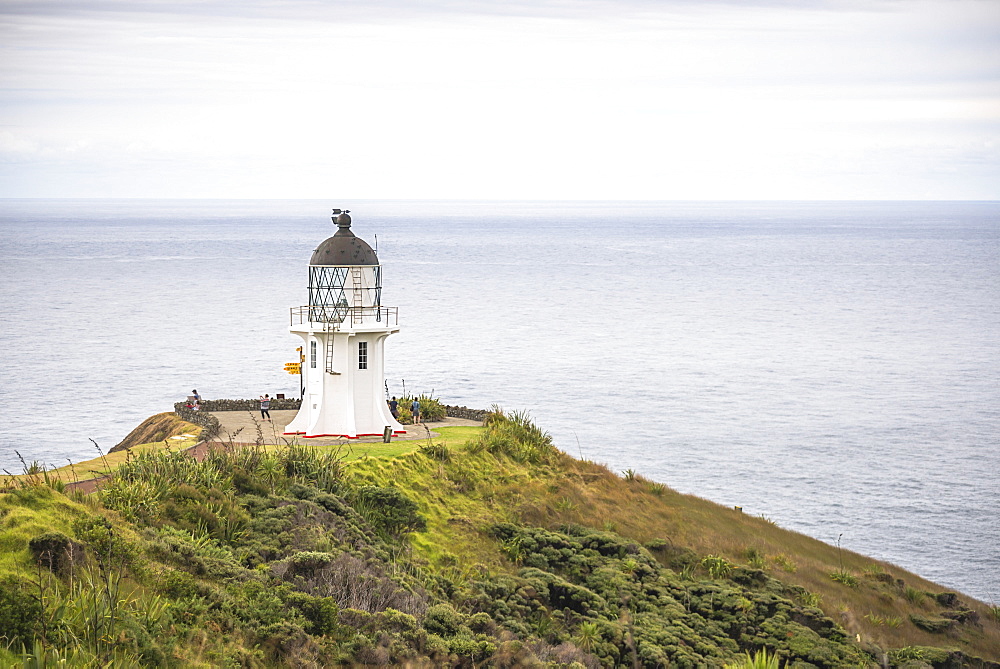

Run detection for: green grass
[[0, 647, 17, 666], [0, 486, 91, 579], [1, 439, 199, 486], [362, 425, 480, 457], [277, 425, 483, 464]]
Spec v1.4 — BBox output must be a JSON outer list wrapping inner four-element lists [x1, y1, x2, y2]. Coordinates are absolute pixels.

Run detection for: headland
[[1, 402, 997, 667]]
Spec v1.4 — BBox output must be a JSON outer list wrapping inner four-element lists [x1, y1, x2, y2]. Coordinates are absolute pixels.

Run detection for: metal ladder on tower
[[351, 267, 363, 326], [324, 335, 340, 375]]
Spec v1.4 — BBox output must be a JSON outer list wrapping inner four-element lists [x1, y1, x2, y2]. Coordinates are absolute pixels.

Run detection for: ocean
[[1, 199, 997, 602]]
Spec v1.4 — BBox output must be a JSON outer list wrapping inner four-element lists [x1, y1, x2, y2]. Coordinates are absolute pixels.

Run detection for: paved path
[[209, 410, 480, 446]]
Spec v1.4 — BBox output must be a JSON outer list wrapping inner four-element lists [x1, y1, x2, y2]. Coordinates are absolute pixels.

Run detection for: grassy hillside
[[110, 413, 202, 453], [0, 410, 997, 667]]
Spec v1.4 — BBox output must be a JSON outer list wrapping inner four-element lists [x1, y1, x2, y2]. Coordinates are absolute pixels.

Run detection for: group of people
[[388, 396, 422, 424], [185, 389, 202, 411]]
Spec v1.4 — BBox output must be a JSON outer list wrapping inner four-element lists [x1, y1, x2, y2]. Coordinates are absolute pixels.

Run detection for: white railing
[[290, 305, 398, 329]]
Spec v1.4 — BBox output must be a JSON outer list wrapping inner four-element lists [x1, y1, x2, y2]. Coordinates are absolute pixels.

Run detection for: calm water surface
[[1, 199, 997, 601]]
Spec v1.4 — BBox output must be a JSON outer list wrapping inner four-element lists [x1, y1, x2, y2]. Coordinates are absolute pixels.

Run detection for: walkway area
[[209, 410, 480, 446]]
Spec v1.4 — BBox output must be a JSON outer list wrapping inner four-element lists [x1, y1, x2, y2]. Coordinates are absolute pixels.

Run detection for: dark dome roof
[[309, 212, 379, 266]]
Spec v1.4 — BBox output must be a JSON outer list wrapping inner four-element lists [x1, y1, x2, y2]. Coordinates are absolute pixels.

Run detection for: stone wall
[[182, 398, 302, 412], [173, 403, 222, 441], [443, 405, 488, 421]]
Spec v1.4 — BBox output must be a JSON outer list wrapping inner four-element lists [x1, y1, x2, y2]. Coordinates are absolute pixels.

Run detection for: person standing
[[389, 396, 399, 420], [410, 398, 421, 425], [260, 394, 271, 421], [192, 389, 201, 403]]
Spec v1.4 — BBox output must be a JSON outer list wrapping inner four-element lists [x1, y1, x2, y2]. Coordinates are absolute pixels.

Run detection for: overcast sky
[[1, 0, 998, 199]]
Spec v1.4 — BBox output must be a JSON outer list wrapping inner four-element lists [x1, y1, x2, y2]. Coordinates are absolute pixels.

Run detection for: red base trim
[[283, 431, 407, 439]]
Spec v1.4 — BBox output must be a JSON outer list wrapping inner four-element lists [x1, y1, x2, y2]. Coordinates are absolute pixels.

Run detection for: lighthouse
[[284, 210, 405, 438]]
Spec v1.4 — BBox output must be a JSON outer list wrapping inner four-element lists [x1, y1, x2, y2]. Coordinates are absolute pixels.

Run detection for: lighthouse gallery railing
[[290, 305, 398, 329]]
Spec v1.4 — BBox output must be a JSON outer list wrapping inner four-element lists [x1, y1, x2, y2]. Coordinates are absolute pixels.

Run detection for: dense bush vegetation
[[395, 393, 448, 424], [1, 410, 997, 667]]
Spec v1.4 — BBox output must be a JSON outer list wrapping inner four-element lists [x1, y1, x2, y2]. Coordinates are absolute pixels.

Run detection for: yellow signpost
[[284, 363, 301, 375], [294, 347, 305, 400]]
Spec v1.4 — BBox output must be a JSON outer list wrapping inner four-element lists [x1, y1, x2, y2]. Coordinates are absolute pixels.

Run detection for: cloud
[[0, 0, 892, 20], [0, 0, 997, 198]]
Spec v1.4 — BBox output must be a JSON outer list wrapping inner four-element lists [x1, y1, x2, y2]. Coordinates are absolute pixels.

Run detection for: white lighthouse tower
[[284, 210, 405, 439]]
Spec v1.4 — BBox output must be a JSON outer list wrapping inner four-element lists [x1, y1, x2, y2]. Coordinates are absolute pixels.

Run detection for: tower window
[[358, 341, 368, 369], [310, 340, 317, 368]]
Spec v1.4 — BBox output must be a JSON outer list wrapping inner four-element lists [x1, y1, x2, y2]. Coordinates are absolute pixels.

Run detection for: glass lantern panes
[[308, 266, 350, 323]]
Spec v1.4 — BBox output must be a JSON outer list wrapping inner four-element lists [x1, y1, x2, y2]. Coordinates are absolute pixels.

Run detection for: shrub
[[797, 590, 822, 607], [829, 571, 859, 588], [742, 546, 766, 570], [909, 614, 955, 633], [469, 408, 556, 464], [397, 394, 447, 423], [424, 603, 464, 637], [351, 486, 427, 536], [644, 538, 668, 552], [904, 586, 927, 606], [864, 613, 886, 626], [232, 466, 270, 495], [888, 647, 926, 662], [419, 441, 451, 462], [281, 443, 346, 493], [770, 554, 797, 573], [554, 497, 577, 512], [701, 555, 734, 580], [448, 632, 496, 663], [379, 608, 418, 634], [289, 553, 428, 617], [160, 570, 210, 599], [288, 551, 336, 577], [72, 515, 146, 575], [99, 477, 164, 523], [466, 612, 496, 635], [861, 563, 885, 576], [574, 620, 601, 652], [287, 593, 340, 636], [255, 620, 317, 663], [724, 649, 781, 669], [28, 531, 84, 575], [934, 592, 959, 607], [0, 576, 42, 650], [416, 394, 447, 422]]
